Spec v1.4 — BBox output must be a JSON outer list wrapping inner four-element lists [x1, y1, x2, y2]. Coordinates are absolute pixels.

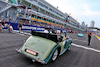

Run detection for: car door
[[59, 39, 67, 53]]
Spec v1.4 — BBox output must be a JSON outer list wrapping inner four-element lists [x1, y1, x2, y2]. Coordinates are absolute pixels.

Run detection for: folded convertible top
[[31, 30, 58, 43]]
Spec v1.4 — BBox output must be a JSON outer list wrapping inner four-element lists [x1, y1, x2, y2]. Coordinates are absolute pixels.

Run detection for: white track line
[[13, 30, 31, 36], [71, 43, 100, 53], [72, 39, 87, 43]]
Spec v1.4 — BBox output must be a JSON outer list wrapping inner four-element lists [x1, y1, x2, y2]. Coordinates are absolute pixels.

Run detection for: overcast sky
[[45, 0, 100, 28]]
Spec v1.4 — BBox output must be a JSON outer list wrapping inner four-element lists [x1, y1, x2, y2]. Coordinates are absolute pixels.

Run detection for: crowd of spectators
[[16, 19, 65, 30], [0, 18, 81, 34], [0, 18, 13, 32]]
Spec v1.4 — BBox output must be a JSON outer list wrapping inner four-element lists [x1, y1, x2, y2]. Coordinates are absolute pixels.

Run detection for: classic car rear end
[[17, 31, 72, 64], [18, 35, 58, 64]]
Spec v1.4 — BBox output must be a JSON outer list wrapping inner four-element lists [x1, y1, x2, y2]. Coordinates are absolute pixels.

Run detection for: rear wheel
[[52, 49, 58, 61]]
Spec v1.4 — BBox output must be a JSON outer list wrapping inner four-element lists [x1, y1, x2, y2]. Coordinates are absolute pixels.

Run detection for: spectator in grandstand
[[0, 18, 2, 22], [8, 24, 12, 33], [88, 31, 92, 46], [34, 23, 37, 26], [19, 8, 22, 15], [2, 20, 5, 26], [37, 23, 40, 26], [26, 21, 29, 25], [0, 23, 4, 32], [67, 16, 70, 22], [28, 21, 31, 25], [42, 24, 45, 27], [17, 21, 22, 33], [31, 22, 34, 26], [40, 24, 42, 27], [44, 28, 49, 33], [15, 19, 18, 23]]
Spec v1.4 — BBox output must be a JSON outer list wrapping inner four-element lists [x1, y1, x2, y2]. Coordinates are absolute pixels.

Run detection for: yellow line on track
[[95, 35, 100, 40]]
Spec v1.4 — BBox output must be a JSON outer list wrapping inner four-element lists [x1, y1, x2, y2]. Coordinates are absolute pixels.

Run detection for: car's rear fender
[[44, 44, 60, 64]]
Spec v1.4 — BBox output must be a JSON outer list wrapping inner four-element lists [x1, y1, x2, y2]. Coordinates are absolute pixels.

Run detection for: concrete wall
[[7, 7, 17, 22], [0, 1, 7, 9], [0, 1, 17, 22], [0, 1, 7, 19]]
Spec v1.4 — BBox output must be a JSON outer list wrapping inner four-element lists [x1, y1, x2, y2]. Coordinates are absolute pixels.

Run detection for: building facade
[[0, 0, 86, 31], [90, 21, 95, 27], [81, 21, 85, 27], [0, 0, 17, 22]]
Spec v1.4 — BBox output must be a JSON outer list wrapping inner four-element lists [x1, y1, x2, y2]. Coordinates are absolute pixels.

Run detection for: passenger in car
[[56, 30, 64, 42], [44, 28, 49, 33]]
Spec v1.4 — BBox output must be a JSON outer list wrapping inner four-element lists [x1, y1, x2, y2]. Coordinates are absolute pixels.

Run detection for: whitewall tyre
[[52, 49, 58, 61]]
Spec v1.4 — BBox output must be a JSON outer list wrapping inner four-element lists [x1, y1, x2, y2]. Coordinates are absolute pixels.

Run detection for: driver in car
[[57, 31, 66, 42]]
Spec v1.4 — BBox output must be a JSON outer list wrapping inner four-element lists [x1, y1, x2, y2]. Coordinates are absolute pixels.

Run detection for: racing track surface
[[0, 30, 100, 67]]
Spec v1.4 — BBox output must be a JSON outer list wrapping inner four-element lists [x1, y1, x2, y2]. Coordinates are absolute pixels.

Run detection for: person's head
[[44, 28, 49, 33], [57, 30, 61, 35], [8, 24, 11, 25]]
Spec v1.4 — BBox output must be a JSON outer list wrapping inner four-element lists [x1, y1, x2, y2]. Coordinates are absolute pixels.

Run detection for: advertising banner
[[5, 22, 66, 33], [5, 22, 45, 32]]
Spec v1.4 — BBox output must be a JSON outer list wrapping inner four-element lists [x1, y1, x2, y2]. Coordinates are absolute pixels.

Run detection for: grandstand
[[0, 0, 87, 32]]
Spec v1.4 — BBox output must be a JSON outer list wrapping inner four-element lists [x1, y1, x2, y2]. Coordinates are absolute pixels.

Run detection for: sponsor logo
[[22, 26, 44, 31], [22, 26, 37, 30]]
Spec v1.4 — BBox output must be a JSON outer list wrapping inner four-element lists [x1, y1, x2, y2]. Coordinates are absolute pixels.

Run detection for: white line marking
[[13, 30, 31, 36], [72, 39, 87, 42], [71, 43, 100, 53]]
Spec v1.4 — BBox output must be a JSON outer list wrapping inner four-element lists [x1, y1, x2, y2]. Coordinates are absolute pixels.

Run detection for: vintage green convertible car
[[17, 31, 72, 64]]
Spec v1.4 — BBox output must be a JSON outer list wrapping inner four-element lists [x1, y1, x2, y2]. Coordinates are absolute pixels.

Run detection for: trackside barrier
[[5, 22, 67, 33], [5, 22, 44, 32]]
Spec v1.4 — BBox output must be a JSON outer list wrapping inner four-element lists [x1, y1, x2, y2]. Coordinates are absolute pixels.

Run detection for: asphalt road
[[0, 30, 100, 67]]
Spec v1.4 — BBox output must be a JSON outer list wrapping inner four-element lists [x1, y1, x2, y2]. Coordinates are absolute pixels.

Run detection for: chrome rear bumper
[[16, 48, 46, 64]]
